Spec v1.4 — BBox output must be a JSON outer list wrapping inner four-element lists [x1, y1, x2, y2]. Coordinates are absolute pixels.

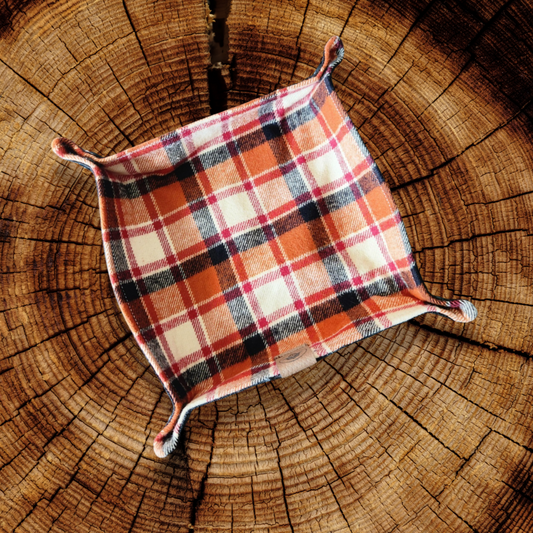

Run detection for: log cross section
[[1, 1, 532, 532]]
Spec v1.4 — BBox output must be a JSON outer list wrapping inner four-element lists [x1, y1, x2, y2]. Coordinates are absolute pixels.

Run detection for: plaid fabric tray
[[52, 36, 477, 457]]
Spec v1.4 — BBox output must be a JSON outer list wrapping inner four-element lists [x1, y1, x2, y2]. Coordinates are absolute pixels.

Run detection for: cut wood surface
[[1, 0, 533, 531]]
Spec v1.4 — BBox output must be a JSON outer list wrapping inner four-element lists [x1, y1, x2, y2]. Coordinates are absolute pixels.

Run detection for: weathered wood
[[1, 0, 533, 532]]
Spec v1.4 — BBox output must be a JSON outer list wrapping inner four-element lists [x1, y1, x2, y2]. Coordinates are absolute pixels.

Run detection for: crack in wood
[[0, 57, 90, 138], [414, 227, 532, 252], [391, 94, 533, 193], [368, 383, 466, 460], [121, 0, 150, 71], [411, 319, 532, 359], [187, 404, 218, 532], [434, 430, 492, 500], [379, 0, 441, 73], [206, 0, 232, 114]]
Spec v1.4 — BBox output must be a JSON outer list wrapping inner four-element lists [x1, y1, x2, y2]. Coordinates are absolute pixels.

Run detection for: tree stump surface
[[1, 1, 533, 532]]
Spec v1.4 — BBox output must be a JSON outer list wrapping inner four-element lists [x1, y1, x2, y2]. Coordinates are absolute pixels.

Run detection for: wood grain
[[1, 0, 532, 532]]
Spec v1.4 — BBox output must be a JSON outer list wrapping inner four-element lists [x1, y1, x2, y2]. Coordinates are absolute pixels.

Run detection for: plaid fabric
[[52, 36, 477, 458]]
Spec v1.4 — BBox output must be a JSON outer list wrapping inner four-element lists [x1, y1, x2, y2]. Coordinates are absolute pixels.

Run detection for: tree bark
[[1, 1, 532, 532]]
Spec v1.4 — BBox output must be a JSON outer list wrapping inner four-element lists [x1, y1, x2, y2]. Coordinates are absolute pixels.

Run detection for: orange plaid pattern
[[52, 37, 476, 457]]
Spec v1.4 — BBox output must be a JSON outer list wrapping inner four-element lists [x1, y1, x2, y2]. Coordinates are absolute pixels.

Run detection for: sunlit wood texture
[[1, 0, 533, 532]]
